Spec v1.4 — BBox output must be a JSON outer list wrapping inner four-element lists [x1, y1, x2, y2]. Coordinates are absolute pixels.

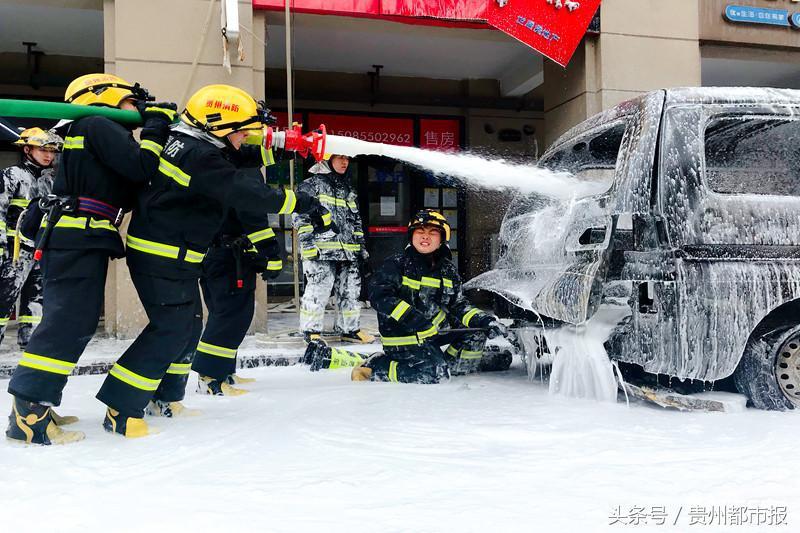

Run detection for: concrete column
[[544, 0, 701, 145], [103, 0, 266, 337]]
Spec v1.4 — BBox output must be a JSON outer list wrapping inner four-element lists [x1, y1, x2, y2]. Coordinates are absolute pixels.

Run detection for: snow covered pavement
[[1, 360, 798, 532]]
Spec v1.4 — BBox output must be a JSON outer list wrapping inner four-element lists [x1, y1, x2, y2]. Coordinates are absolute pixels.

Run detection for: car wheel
[[734, 324, 800, 410]]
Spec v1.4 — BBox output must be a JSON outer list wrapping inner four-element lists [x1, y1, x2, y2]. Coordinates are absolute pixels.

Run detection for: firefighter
[[5, 73, 176, 445], [293, 154, 374, 344], [0, 128, 62, 349], [93, 84, 332, 435], [303, 209, 513, 383], [190, 135, 287, 396]]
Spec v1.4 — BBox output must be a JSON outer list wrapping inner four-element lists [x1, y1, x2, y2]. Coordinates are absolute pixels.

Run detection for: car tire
[[734, 324, 800, 410]]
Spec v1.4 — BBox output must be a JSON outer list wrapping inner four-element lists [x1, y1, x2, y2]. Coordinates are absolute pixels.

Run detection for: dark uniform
[[94, 125, 323, 418], [0, 159, 54, 347], [304, 209, 512, 383], [190, 150, 284, 387], [7, 113, 171, 407], [364, 245, 497, 383]]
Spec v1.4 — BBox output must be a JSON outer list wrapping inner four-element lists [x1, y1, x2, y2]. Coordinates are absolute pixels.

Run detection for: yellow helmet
[[13, 127, 64, 151], [65, 73, 139, 107], [408, 209, 451, 242], [182, 84, 266, 138]]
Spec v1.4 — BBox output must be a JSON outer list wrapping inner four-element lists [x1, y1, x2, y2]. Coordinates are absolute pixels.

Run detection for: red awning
[[254, 0, 602, 66]]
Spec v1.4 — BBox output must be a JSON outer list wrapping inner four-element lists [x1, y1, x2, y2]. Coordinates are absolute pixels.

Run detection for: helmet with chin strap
[[407, 209, 451, 243]]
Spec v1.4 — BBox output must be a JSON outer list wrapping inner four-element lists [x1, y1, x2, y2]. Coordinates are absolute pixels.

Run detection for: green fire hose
[[0, 99, 142, 127]]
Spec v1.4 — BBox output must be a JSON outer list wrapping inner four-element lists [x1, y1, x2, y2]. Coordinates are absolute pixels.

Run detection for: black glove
[[484, 319, 510, 340], [260, 256, 283, 280], [310, 206, 338, 235], [136, 101, 178, 124]]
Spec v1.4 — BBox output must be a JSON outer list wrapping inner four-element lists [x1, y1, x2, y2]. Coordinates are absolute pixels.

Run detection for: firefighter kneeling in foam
[[302, 209, 512, 383]]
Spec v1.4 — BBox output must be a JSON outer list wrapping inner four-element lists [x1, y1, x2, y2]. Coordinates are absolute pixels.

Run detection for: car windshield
[[705, 116, 800, 196], [503, 120, 627, 222]]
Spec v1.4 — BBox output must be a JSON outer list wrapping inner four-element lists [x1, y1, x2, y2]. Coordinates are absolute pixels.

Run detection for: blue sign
[[725, 5, 790, 27], [792, 12, 800, 28]]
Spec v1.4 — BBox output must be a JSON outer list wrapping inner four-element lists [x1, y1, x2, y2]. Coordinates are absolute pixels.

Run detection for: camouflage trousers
[[300, 260, 361, 334], [0, 247, 42, 348]]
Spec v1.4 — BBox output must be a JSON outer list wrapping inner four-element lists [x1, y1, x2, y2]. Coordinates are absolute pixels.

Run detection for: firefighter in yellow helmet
[[6, 73, 177, 445], [89, 84, 332, 430], [0, 128, 63, 350], [303, 209, 513, 383]]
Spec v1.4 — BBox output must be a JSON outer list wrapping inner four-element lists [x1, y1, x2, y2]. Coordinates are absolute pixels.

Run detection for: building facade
[[0, 0, 798, 336]]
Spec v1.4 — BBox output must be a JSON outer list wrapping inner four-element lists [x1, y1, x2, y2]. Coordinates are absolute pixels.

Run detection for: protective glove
[[484, 319, 510, 340], [358, 247, 370, 263], [310, 206, 338, 235], [260, 256, 283, 280], [136, 101, 178, 123]]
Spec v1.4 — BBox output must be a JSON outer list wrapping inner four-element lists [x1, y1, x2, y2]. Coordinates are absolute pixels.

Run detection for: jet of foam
[[323, 134, 608, 201]]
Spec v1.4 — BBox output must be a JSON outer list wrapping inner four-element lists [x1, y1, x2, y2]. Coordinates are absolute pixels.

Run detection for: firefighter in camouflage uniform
[[293, 154, 374, 344], [0, 128, 62, 349], [6, 73, 176, 445], [303, 209, 513, 383]]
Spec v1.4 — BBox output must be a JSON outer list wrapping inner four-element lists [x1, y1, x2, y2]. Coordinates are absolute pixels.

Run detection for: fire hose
[[0, 99, 329, 161]]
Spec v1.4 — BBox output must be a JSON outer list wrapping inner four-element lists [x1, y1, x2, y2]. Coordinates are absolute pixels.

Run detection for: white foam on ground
[[1, 363, 798, 532]]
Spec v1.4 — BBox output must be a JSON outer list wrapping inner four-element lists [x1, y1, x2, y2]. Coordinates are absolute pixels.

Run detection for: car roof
[[545, 87, 800, 158]]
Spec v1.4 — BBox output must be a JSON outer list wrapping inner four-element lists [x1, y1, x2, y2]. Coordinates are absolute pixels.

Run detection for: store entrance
[[358, 155, 413, 267]]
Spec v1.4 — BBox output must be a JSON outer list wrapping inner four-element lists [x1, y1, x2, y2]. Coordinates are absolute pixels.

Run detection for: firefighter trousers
[[300, 259, 361, 334], [0, 248, 43, 348], [191, 253, 256, 381], [96, 272, 201, 418], [7, 248, 108, 406], [365, 329, 490, 383]]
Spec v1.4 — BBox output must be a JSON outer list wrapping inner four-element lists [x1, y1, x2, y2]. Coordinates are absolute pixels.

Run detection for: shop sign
[[368, 225, 407, 234], [724, 2, 800, 28], [308, 113, 414, 146], [483, 0, 603, 67], [419, 119, 461, 151]]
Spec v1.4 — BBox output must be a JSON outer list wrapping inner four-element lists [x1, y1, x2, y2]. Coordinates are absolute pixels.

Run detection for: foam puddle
[[324, 134, 608, 199]]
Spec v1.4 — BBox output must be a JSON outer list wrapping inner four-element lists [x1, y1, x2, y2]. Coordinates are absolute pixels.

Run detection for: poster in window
[[380, 196, 396, 216], [442, 188, 458, 207], [424, 188, 440, 207]]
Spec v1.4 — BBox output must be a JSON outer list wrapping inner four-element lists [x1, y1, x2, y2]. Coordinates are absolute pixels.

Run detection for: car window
[[704, 116, 800, 196], [540, 120, 627, 193]]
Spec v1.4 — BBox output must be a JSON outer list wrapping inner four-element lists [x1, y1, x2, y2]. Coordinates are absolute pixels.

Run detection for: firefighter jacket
[[292, 161, 365, 262], [0, 159, 54, 249], [368, 245, 493, 350], [44, 115, 171, 257], [126, 124, 315, 280], [208, 147, 286, 277]]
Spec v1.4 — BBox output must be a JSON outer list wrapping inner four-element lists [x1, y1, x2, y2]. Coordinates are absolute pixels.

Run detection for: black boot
[[6, 397, 84, 445], [304, 339, 331, 371]]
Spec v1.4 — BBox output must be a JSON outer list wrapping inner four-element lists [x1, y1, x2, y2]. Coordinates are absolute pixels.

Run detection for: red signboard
[[253, 0, 601, 66], [368, 226, 407, 234], [419, 118, 460, 151], [483, 0, 602, 67], [308, 113, 414, 147], [380, 0, 484, 20]]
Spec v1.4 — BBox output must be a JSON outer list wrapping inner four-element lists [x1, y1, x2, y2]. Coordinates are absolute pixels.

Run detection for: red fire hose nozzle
[[270, 123, 327, 161]]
